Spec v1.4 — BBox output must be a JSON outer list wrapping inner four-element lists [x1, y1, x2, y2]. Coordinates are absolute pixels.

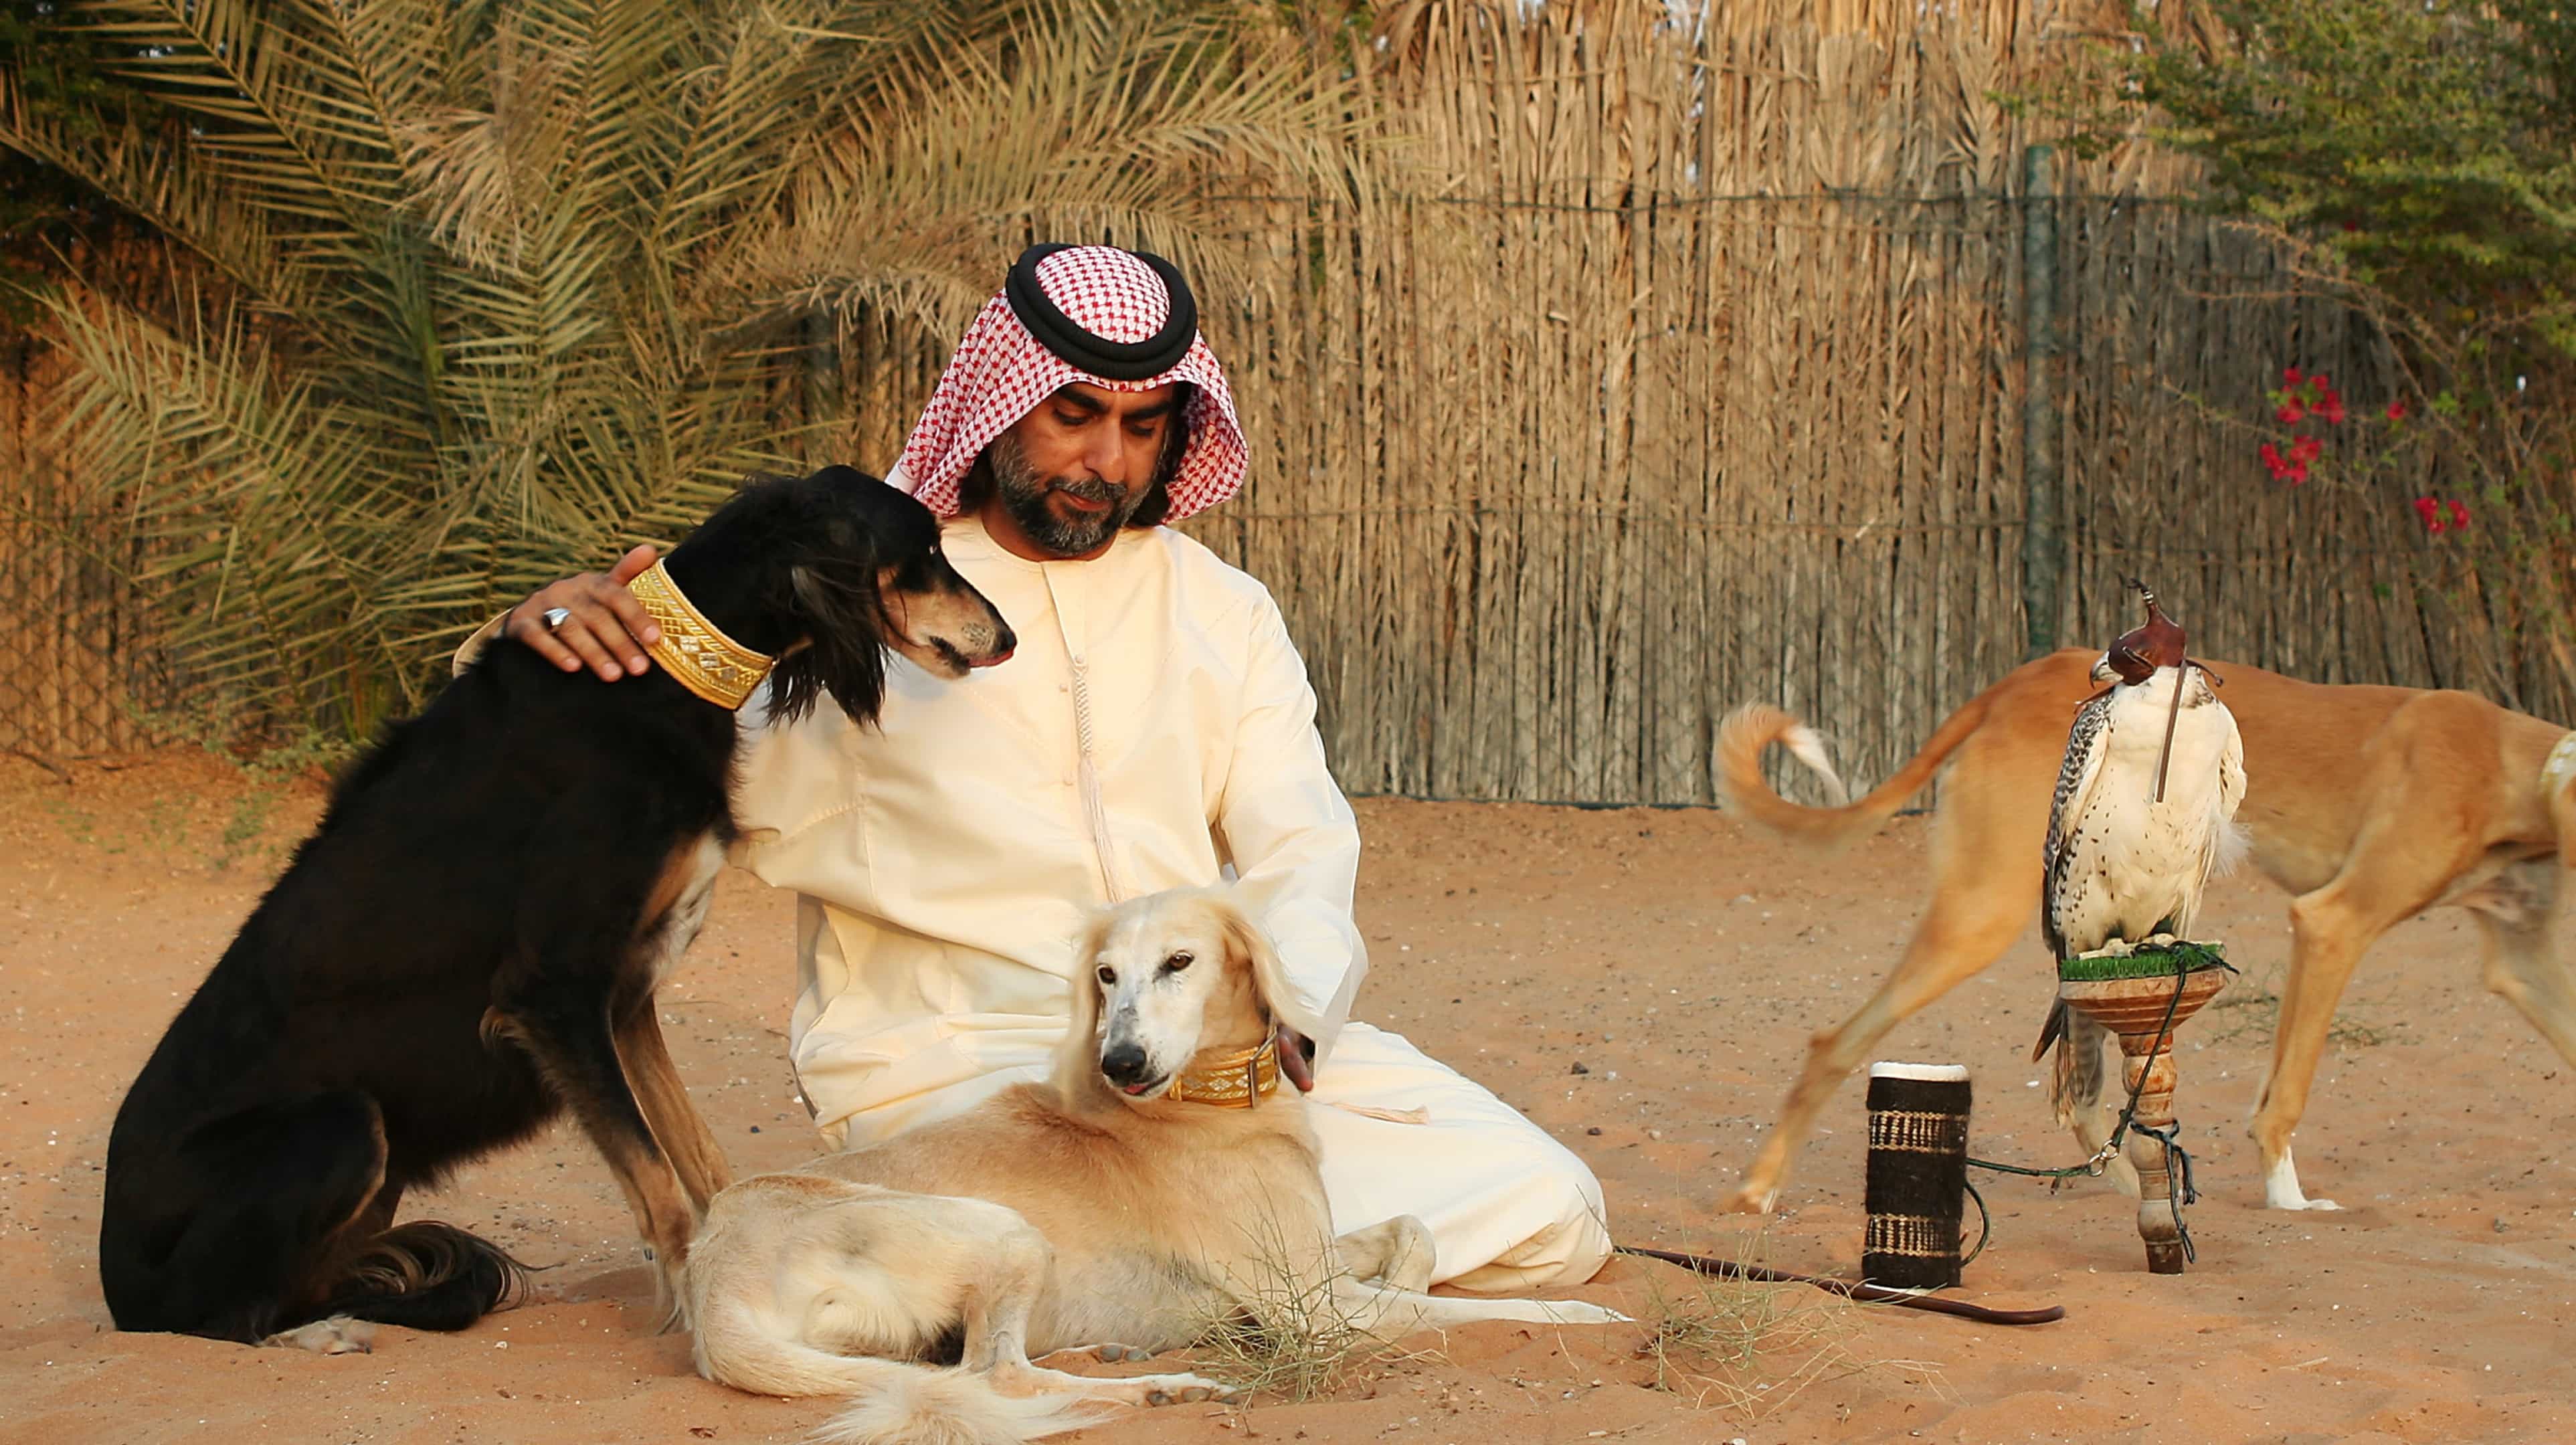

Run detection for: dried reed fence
[[4, 1, 2558, 804], [1174, 2, 2493, 805], [1202, 1, 2555, 802]]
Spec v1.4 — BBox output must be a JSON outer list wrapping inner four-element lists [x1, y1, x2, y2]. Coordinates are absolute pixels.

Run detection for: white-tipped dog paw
[[1139, 1372, 1236, 1406], [1719, 1184, 1779, 1216], [265, 1316, 377, 1355], [1039, 1342, 1159, 1366], [2261, 1152, 2340, 1211]]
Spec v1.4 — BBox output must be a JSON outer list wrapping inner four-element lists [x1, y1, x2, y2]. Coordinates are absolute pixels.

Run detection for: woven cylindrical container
[[1862, 1061, 1972, 1290]]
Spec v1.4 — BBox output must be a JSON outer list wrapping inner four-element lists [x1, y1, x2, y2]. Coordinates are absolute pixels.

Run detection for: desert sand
[[3, 749, 2572, 1444]]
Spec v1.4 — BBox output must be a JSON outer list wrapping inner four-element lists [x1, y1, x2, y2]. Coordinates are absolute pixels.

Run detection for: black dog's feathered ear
[[767, 556, 891, 727]]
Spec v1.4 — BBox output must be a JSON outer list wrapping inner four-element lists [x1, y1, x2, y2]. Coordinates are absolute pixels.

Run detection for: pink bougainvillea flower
[[2387, 400, 2408, 420], [2277, 401, 2306, 424], [2413, 496, 2440, 520], [2260, 442, 2284, 474], [2450, 500, 2470, 529], [2284, 367, 2304, 385]]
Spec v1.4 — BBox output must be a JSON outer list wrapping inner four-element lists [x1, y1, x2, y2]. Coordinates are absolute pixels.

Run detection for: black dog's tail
[[307, 1222, 531, 1333]]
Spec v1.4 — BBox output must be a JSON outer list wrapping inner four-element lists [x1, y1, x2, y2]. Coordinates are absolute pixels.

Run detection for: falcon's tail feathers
[[2044, 1005, 2109, 1131], [2214, 817, 2252, 880], [2030, 999, 2066, 1066]]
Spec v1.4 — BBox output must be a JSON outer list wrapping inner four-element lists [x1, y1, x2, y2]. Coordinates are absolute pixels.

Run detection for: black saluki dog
[[100, 466, 1014, 1349]]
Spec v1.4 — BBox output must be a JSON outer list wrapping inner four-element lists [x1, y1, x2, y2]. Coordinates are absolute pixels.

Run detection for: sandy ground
[[3, 748, 2573, 1445]]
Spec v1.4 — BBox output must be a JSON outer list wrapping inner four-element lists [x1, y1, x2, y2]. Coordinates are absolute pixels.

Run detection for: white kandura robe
[[571, 512, 1608, 1290]]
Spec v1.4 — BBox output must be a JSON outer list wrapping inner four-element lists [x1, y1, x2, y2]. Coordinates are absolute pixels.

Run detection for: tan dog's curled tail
[[1715, 696, 1989, 852], [814, 1365, 1107, 1445], [691, 1322, 1103, 1445]]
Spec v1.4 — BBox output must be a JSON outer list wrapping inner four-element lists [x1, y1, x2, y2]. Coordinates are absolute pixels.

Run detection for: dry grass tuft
[[1629, 1236, 1946, 1416], [1179, 1218, 1438, 1406]]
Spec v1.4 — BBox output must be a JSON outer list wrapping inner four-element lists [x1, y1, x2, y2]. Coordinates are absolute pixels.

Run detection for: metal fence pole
[[2019, 142, 2064, 659]]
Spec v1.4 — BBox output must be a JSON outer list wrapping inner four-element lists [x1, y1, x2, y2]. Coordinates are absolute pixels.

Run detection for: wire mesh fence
[[1, 337, 172, 761]]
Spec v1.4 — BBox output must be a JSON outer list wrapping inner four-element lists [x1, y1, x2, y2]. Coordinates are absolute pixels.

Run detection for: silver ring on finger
[[541, 607, 572, 630]]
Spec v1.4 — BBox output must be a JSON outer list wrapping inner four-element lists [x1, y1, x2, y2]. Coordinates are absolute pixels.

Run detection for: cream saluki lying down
[[680, 888, 1627, 1443]]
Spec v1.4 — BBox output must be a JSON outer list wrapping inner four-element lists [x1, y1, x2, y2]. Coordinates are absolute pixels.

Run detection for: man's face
[[987, 381, 1181, 558]]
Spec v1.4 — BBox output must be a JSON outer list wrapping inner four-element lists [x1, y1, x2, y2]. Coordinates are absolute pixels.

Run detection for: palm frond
[[0, 71, 316, 309], [9, 0, 1370, 738], [74, 0, 399, 225], [721, 1, 1368, 341]]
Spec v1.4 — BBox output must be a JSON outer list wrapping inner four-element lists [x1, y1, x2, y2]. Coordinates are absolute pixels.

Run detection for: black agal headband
[[1004, 243, 1199, 381]]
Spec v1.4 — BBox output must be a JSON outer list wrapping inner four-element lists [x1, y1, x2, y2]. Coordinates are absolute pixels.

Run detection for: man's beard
[[989, 431, 1139, 557]]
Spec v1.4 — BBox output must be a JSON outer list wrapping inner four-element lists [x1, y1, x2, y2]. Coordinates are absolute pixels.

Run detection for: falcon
[[2031, 582, 2247, 1074]]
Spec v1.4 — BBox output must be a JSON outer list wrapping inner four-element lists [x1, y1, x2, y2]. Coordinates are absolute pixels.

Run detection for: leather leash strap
[[1612, 1244, 2066, 1327]]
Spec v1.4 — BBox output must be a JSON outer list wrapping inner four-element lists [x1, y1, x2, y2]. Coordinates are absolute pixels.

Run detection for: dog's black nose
[[992, 621, 1018, 656], [1100, 1042, 1153, 1087]]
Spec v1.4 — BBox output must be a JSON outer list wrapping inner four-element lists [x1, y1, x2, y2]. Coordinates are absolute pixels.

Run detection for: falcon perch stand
[[2056, 945, 2232, 1274]]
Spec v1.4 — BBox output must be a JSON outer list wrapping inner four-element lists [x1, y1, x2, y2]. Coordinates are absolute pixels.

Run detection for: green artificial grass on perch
[[2055, 941, 2233, 983]]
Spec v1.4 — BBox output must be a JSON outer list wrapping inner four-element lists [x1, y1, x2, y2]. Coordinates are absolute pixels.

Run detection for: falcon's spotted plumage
[[2032, 583, 2247, 1070]]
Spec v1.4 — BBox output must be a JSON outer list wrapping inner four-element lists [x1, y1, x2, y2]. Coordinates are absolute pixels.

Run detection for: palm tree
[[1, 0, 1358, 738]]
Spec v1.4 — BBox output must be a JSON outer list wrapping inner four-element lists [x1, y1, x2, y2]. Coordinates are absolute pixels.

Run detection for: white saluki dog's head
[[1056, 888, 1294, 1103]]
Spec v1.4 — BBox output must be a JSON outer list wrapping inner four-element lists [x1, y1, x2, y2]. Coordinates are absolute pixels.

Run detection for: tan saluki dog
[[680, 888, 1626, 1444], [1716, 647, 2576, 1216]]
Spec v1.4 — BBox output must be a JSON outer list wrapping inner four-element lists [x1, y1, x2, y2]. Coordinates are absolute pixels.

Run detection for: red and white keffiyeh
[[892, 245, 1247, 522]]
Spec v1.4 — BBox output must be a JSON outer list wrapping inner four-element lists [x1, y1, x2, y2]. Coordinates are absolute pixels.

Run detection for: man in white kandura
[[494, 242, 1611, 1290]]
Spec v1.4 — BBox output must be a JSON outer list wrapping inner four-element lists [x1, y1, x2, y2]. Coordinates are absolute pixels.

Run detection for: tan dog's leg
[[1334, 1216, 1438, 1292], [1728, 866, 2035, 1212], [2251, 815, 2476, 1212], [1032, 1342, 1162, 1367], [968, 1218, 1230, 1408], [2472, 862, 2576, 1058], [613, 1000, 735, 1212], [1324, 1273, 1630, 1341]]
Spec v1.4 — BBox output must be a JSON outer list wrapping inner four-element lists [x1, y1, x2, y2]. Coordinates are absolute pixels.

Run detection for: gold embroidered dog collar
[[1163, 1035, 1282, 1109], [626, 561, 774, 711]]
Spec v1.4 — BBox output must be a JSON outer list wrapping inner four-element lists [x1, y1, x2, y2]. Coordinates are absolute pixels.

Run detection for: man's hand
[[1276, 1024, 1315, 1093], [503, 544, 662, 680]]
